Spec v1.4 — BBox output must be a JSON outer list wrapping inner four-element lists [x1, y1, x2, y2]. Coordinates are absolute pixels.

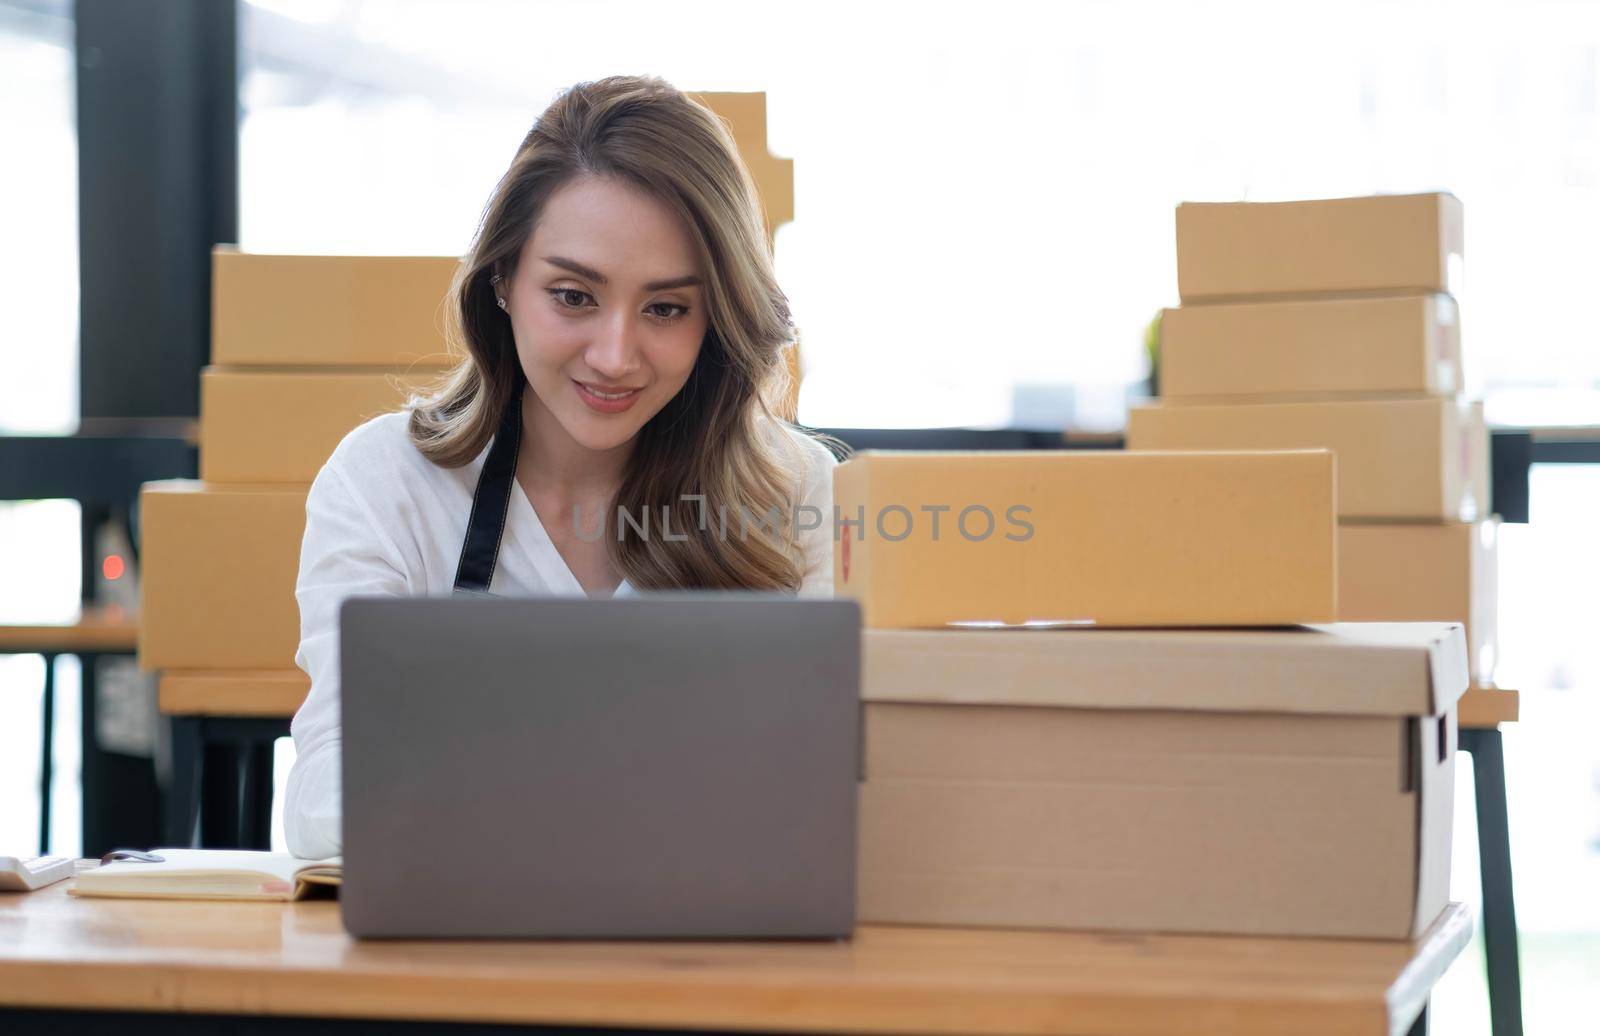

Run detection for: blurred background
[[1, 0, 1596, 1030]]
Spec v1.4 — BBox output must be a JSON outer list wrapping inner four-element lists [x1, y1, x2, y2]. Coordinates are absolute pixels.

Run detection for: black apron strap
[[452, 379, 524, 596]]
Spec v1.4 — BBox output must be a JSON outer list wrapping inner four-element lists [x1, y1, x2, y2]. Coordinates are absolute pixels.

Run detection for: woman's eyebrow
[[542, 255, 700, 291]]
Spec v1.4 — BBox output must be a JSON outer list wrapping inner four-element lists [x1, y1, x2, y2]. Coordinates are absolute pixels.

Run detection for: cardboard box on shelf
[[831, 450, 1336, 629], [1126, 397, 1488, 521], [200, 368, 440, 483], [1176, 192, 1463, 303], [858, 622, 1467, 939], [1340, 519, 1499, 684], [138, 480, 307, 671], [211, 248, 462, 367], [1159, 293, 1461, 400]]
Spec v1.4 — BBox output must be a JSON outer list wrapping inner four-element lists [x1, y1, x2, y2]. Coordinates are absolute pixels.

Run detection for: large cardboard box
[[1160, 293, 1461, 400], [200, 368, 438, 483], [1340, 520, 1499, 684], [832, 450, 1336, 628], [1176, 192, 1463, 303], [859, 622, 1466, 939], [212, 249, 462, 367], [1127, 397, 1488, 521], [138, 480, 307, 671]]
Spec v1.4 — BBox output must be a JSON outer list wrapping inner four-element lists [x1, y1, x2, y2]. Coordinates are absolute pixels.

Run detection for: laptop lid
[[338, 593, 860, 939]]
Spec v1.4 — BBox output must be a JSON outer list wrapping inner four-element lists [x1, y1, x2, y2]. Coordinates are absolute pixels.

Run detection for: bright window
[[242, 0, 1600, 430]]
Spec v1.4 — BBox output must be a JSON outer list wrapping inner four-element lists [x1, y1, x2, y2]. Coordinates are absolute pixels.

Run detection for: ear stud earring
[[490, 273, 507, 309]]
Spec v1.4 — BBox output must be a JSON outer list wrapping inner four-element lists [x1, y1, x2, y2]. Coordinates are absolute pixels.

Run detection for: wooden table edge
[[1457, 687, 1520, 729], [0, 901, 1473, 1036], [1383, 902, 1475, 1036], [0, 608, 140, 654], [157, 670, 309, 717], [0, 959, 1394, 1036]]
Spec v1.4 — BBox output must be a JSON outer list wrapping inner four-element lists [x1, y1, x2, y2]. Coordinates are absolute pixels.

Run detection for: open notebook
[[71, 850, 342, 902]]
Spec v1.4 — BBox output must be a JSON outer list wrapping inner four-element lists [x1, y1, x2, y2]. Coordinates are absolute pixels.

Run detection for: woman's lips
[[573, 379, 644, 413]]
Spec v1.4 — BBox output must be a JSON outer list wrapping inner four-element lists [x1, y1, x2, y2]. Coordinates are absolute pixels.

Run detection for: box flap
[[863, 622, 1469, 717], [1409, 705, 1457, 936]]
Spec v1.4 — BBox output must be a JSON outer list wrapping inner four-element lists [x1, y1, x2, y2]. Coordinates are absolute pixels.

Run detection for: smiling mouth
[[576, 382, 642, 400], [572, 379, 645, 412]]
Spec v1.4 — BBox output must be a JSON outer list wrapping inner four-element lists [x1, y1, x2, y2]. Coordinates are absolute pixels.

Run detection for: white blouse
[[284, 408, 839, 860]]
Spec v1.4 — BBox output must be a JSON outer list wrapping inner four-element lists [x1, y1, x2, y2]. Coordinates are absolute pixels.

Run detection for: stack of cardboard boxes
[[833, 448, 1466, 938], [138, 250, 459, 710], [1128, 193, 1500, 696], [137, 233, 1473, 941]]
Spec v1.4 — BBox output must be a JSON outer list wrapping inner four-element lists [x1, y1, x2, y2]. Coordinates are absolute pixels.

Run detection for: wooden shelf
[[158, 669, 309, 717], [0, 605, 139, 654], [1459, 686, 1520, 729]]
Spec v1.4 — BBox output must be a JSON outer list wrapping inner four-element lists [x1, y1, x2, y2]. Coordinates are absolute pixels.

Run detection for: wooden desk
[[1456, 686, 1525, 1035], [159, 669, 309, 717], [1459, 686, 1520, 729], [158, 671, 308, 849], [0, 884, 1469, 1036], [0, 605, 139, 654], [1, 606, 142, 856]]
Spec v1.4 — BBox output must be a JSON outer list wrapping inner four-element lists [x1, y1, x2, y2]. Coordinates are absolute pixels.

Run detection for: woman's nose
[[584, 309, 643, 379]]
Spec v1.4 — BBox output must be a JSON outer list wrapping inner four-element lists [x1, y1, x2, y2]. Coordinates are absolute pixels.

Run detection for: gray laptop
[[338, 593, 860, 939]]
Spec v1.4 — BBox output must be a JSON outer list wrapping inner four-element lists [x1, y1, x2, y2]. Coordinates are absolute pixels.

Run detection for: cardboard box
[[200, 368, 439, 483], [211, 249, 462, 367], [1176, 192, 1463, 302], [138, 480, 307, 670], [1160, 293, 1461, 400], [832, 450, 1336, 628], [1340, 520, 1498, 684], [859, 622, 1467, 938], [1126, 397, 1489, 521]]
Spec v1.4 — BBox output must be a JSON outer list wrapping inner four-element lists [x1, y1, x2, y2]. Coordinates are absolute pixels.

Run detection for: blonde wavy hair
[[407, 75, 836, 591]]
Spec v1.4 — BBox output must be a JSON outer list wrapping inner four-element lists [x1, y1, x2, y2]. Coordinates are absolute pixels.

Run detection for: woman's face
[[500, 174, 709, 455]]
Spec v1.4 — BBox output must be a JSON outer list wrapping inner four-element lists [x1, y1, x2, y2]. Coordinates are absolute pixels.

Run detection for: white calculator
[[0, 855, 76, 892]]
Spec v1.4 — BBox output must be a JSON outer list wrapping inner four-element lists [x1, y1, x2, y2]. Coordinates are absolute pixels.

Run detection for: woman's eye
[[549, 288, 592, 309], [649, 303, 690, 320]]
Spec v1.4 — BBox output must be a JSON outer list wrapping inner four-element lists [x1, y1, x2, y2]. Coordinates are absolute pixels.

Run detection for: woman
[[284, 75, 840, 860]]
